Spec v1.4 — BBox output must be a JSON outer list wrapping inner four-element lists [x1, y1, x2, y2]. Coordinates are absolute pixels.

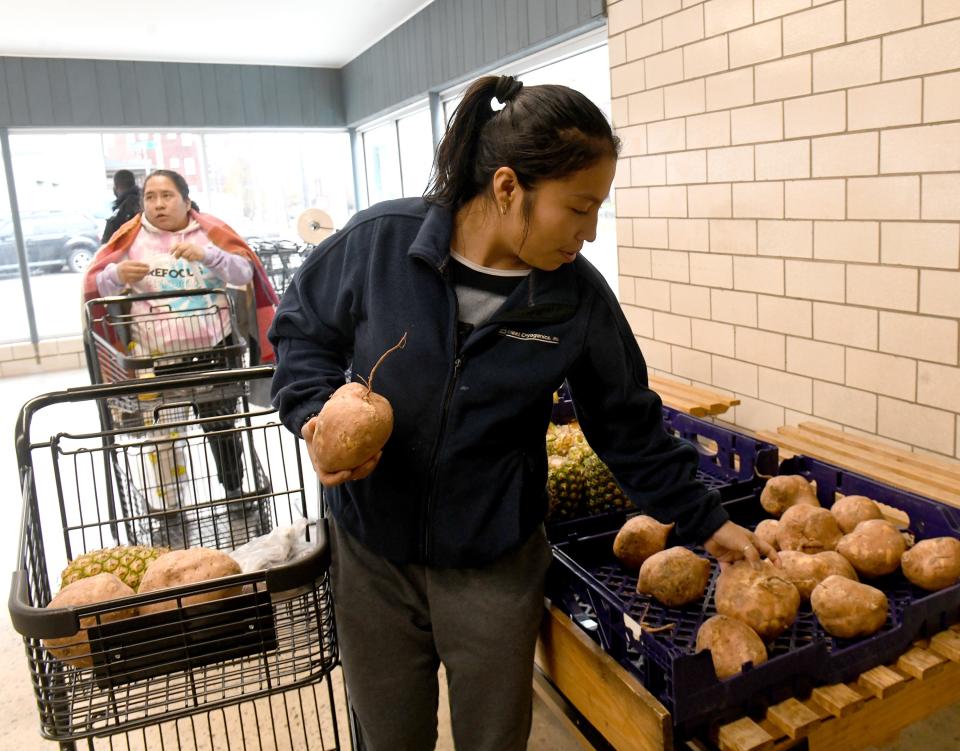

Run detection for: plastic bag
[[229, 517, 316, 573]]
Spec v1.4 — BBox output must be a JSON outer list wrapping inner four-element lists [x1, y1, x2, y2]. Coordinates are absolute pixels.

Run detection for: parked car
[[0, 211, 101, 274]]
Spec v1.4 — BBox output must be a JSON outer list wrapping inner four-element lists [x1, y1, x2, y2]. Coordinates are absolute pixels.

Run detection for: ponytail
[[425, 74, 620, 211]]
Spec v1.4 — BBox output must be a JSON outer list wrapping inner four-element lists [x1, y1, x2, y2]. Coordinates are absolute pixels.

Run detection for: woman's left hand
[[704, 520, 779, 570], [170, 242, 205, 262]]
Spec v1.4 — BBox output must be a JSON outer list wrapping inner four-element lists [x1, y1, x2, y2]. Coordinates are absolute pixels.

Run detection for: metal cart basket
[[84, 289, 250, 432], [9, 368, 350, 750], [248, 239, 311, 297]]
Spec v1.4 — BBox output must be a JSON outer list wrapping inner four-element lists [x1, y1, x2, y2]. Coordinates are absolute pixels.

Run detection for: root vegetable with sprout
[[314, 333, 407, 473]]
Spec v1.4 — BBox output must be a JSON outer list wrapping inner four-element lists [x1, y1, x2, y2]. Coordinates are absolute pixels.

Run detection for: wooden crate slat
[[930, 629, 960, 662], [775, 426, 960, 496], [857, 665, 910, 699], [896, 646, 948, 680], [754, 429, 960, 507], [765, 697, 822, 739], [796, 422, 960, 481], [716, 716, 775, 751], [810, 683, 868, 718]]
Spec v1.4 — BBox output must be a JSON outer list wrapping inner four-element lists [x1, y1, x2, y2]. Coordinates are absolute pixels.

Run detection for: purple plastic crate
[[546, 405, 777, 543], [546, 460, 960, 737]]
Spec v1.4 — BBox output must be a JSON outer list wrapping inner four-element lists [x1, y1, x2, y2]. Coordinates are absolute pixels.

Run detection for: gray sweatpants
[[328, 519, 553, 751]]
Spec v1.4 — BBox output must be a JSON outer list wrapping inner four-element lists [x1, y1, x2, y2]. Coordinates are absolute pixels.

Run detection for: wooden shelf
[[755, 421, 960, 508], [648, 375, 740, 417], [537, 606, 960, 751]]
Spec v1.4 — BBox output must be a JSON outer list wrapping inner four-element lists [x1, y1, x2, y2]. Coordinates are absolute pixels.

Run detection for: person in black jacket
[[269, 75, 776, 751], [101, 169, 141, 243]]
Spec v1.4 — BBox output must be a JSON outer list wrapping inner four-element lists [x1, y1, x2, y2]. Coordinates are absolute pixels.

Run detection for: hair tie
[[492, 76, 524, 110]]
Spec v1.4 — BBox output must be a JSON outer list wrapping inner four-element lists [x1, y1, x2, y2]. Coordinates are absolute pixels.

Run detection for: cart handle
[[8, 518, 331, 640], [15, 366, 274, 466]]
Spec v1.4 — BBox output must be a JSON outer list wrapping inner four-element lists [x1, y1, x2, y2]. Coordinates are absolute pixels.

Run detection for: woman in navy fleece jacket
[[269, 75, 775, 751]]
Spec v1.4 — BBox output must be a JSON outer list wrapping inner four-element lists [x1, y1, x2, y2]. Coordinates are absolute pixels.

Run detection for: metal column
[[0, 128, 40, 360]]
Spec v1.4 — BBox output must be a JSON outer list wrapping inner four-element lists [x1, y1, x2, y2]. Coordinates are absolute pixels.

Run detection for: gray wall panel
[[527, 0, 547, 42], [240, 66, 265, 126], [65, 59, 99, 126], [342, 0, 605, 124], [46, 60, 72, 126], [95, 60, 124, 127], [0, 59, 11, 125], [0, 56, 341, 128], [22, 59, 54, 125], [274, 67, 302, 127], [558, 0, 579, 29], [162, 63, 185, 126], [134, 62, 168, 126], [214, 67, 244, 126], [260, 67, 280, 125], [178, 64, 205, 127], [117, 61, 142, 127], [4, 59, 31, 126]]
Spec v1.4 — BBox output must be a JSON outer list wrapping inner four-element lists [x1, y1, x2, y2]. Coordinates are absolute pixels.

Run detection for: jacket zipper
[[422, 354, 462, 560], [421, 262, 462, 561]]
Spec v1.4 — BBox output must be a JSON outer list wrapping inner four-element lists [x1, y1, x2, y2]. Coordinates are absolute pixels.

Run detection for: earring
[[500, 201, 508, 216]]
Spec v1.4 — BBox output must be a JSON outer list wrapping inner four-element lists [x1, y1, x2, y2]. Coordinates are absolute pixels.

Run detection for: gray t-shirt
[[449, 250, 530, 334]]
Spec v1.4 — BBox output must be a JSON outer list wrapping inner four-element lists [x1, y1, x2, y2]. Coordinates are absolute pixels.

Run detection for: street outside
[[0, 270, 86, 344]]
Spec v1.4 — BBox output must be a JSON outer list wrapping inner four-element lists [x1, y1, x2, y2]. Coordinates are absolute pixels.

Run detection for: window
[[2, 129, 356, 343], [397, 109, 434, 198], [362, 123, 402, 205]]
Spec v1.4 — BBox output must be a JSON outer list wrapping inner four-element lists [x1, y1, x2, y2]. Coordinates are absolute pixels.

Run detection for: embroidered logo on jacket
[[498, 328, 559, 344]]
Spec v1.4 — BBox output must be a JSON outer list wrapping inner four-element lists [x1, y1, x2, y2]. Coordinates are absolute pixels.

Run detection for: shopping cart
[[247, 239, 311, 297], [84, 289, 250, 430], [9, 368, 352, 750]]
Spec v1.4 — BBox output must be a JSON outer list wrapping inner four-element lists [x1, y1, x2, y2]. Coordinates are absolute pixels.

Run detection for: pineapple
[[60, 545, 170, 592], [582, 452, 631, 515], [546, 422, 630, 522]]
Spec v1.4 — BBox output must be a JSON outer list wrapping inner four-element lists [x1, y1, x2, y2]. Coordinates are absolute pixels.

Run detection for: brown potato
[[831, 495, 883, 534], [695, 614, 768, 680], [754, 519, 780, 551], [777, 550, 858, 600], [901, 537, 960, 591], [637, 547, 711, 607], [138, 548, 243, 615], [313, 334, 406, 473], [44, 573, 137, 668], [811, 575, 888, 638], [835, 519, 906, 578], [314, 383, 394, 472], [760, 475, 819, 517], [715, 560, 801, 640], [613, 515, 674, 569], [776, 504, 843, 553]]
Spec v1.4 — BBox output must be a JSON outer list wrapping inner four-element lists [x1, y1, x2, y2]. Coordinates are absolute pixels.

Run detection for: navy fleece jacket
[[269, 198, 729, 567]]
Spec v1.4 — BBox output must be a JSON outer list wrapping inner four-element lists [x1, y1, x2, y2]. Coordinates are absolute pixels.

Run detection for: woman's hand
[[704, 520, 780, 570], [116, 260, 150, 285], [170, 242, 206, 262], [301, 414, 382, 487]]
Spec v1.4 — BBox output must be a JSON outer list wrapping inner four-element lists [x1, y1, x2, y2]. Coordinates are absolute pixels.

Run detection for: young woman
[[84, 169, 278, 502], [270, 75, 775, 751]]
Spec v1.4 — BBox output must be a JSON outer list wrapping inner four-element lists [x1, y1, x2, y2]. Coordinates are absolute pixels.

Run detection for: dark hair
[[425, 75, 620, 212], [144, 169, 190, 201], [144, 169, 199, 211], [113, 169, 136, 190]]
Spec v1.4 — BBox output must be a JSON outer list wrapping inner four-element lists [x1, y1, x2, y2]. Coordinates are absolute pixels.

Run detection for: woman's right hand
[[116, 260, 150, 285], [301, 414, 382, 487]]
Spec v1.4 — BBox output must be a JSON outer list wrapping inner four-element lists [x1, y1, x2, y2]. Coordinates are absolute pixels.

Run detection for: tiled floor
[[0, 368, 957, 751]]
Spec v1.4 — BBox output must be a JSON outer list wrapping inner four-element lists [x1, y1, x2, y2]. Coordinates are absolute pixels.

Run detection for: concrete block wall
[[0, 336, 85, 377], [607, 0, 960, 459]]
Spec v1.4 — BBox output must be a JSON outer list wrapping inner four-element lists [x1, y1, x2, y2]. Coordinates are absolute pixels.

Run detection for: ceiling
[[0, 0, 436, 68]]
